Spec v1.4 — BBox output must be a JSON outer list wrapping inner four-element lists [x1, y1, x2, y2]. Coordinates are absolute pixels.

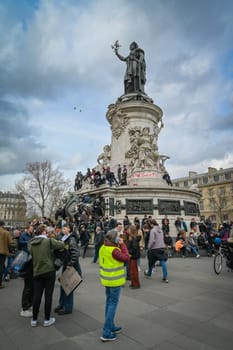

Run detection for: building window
[[199, 201, 204, 210], [203, 176, 208, 184], [225, 173, 231, 180], [192, 179, 198, 184], [219, 187, 225, 196], [208, 189, 214, 197], [213, 175, 219, 182], [221, 199, 227, 208], [175, 183, 179, 188], [184, 180, 188, 187], [209, 215, 216, 222], [209, 199, 216, 210]]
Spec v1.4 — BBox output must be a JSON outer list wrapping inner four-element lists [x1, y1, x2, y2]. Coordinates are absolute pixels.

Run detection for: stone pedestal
[[106, 93, 166, 186]]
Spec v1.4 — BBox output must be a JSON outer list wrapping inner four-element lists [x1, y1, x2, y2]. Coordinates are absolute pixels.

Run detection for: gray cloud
[[0, 99, 54, 175], [0, 0, 233, 184]]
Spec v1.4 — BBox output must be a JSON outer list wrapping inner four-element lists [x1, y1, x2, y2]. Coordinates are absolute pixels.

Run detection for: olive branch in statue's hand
[[111, 40, 121, 52]]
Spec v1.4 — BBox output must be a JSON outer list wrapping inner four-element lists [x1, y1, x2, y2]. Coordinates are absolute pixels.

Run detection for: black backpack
[[49, 239, 66, 271]]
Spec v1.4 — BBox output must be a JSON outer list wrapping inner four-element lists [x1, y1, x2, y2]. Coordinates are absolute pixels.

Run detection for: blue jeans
[[59, 286, 73, 312], [125, 261, 130, 279], [187, 245, 199, 256], [148, 259, 168, 279], [103, 286, 121, 337], [3, 256, 14, 277], [191, 246, 199, 256], [93, 246, 100, 263]]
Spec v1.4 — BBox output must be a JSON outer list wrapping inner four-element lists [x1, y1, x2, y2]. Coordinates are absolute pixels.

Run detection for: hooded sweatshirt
[[29, 235, 65, 277]]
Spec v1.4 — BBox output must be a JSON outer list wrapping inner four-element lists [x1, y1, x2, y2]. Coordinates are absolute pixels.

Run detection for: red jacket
[[104, 241, 129, 263]]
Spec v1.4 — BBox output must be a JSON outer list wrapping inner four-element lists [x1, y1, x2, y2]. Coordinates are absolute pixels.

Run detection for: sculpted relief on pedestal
[[107, 104, 129, 139], [125, 126, 160, 170], [97, 145, 111, 166]]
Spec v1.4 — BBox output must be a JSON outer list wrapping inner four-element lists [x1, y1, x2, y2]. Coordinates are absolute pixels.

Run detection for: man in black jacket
[[92, 226, 105, 263]]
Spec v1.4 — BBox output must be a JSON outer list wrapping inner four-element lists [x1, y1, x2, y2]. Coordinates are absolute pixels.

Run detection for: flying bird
[[74, 107, 82, 112]]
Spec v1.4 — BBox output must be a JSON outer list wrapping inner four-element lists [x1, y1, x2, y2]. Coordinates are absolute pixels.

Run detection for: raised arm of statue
[[115, 50, 127, 62]]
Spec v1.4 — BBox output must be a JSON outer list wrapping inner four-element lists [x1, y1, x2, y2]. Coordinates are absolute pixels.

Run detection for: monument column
[[106, 40, 168, 187]]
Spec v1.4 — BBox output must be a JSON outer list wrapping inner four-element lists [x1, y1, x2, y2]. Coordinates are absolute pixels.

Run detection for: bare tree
[[209, 187, 230, 224], [16, 161, 72, 218]]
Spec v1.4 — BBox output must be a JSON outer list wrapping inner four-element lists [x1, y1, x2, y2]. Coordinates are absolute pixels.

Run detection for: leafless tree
[[209, 187, 230, 224], [16, 161, 72, 218]]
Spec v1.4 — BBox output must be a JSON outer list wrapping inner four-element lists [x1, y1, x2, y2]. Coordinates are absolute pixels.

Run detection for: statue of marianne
[[112, 41, 146, 95]]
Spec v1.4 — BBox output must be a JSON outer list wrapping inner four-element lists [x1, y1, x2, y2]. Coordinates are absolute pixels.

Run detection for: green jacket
[[29, 236, 65, 277]]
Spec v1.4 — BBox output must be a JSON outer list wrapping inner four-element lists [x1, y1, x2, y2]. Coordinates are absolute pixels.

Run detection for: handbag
[[60, 265, 83, 296], [11, 250, 28, 272], [49, 239, 65, 271]]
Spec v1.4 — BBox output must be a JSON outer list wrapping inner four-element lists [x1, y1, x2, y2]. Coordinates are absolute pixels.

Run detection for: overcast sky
[[1, 0, 233, 191]]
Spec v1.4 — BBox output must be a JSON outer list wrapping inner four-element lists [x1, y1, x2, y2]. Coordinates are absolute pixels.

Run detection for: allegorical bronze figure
[[112, 40, 146, 94]]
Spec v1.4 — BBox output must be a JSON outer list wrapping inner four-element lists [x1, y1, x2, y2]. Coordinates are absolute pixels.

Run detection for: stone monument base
[[75, 183, 200, 237]]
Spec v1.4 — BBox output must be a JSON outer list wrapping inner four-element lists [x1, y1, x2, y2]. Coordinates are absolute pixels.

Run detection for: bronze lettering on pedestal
[[158, 199, 181, 215], [109, 198, 115, 216], [184, 201, 199, 216], [115, 200, 122, 214], [126, 199, 153, 214]]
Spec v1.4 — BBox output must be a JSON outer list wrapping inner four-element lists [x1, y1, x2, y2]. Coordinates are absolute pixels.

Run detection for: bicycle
[[213, 241, 233, 275]]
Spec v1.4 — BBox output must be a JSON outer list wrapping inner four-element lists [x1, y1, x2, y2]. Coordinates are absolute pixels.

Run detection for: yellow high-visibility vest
[[99, 245, 126, 287]]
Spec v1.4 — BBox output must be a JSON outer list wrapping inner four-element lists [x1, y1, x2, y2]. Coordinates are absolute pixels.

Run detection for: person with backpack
[[29, 224, 65, 327], [144, 219, 169, 283]]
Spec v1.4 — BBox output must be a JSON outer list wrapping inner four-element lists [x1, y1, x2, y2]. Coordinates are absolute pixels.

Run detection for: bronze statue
[[112, 40, 146, 94]]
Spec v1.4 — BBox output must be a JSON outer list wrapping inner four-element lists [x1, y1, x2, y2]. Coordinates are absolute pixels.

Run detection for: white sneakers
[[43, 317, 56, 327], [31, 320, 38, 327], [196, 254, 200, 259], [30, 317, 56, 327], [20, 309, 33, 317]]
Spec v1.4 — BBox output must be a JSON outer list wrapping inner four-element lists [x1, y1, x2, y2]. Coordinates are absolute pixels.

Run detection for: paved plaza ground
[[0, 255, 233, 350]]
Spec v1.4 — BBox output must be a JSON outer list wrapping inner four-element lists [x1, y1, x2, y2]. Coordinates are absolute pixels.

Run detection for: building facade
[[173, 167, 233, 226], [0, 192, 27, 227]]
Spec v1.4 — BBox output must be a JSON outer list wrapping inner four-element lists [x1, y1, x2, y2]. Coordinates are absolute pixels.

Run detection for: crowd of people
[[0, 214, 233, 341], [74, 164, 128, 191], [74, 166, 173, 190]]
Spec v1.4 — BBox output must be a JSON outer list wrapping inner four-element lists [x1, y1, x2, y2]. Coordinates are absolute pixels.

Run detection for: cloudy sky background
[[1, 0, 233, 191]]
